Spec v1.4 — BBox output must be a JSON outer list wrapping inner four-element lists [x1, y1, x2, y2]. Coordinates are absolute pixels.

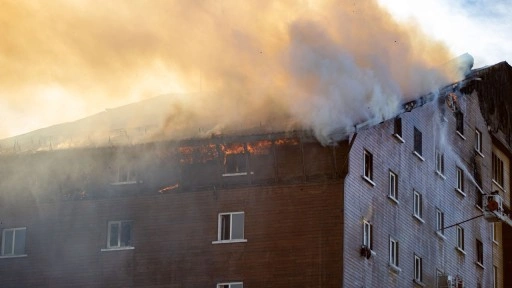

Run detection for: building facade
[[0, 62, 511, 287]]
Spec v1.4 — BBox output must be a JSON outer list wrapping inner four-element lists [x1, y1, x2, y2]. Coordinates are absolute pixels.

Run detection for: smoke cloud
[[0, 0, 460, 144]]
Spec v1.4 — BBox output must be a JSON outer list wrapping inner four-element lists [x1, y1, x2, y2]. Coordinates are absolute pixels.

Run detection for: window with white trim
[[107, 221, 133, 249], [413, 191, 423, 219], [217, 283, 243, 288], [456, 167, 465, 193], [389, 170, 398, 201], [393, 117, 402, 139], [363, 220, 373, 250], [389, 237, 399, 267], [218, 212, 245, 242], [492, 152, 505, 188], [1, 227, 26, 256], [475, 129, 482, 153], [456, 226, 465, 251], [436, 150, 444, 175], [363, 149, 373, 182], [414, 255, 423, 282], [436, 209, 445, 235]]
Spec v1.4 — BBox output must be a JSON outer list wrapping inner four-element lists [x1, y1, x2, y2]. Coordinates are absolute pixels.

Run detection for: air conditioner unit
[[438, 275, 456, 288], [483, 193, 504, 222]]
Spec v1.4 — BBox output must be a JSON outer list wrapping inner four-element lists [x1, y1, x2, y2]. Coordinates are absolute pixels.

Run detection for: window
[[217, 282, 243, 288], [456, 226, 465, 251], [112, 165, 138, 185], [413, 191, 423, 219], [476, 190, 483, 209], [393, 117, 403, 139], [107, 221, 133, 249], [363, 221, 373, 250], [414, 255, 423, 282], [456, 167, 465, 193], [456, 111, 464, 135], [476, 239, 483, 265], [388, 171, 398, 201], [1, 228, 26, 256], [436, 209, 445, 235], [224, 153, 247, 175], [492, 152, 504, 187], [389, 238, 399, 267], [414, 127, 422, 156], [218, 212, 245, 242], [475, 129, 482, 153], [363, 149, 373, 182], [436, 150, 444, 175]]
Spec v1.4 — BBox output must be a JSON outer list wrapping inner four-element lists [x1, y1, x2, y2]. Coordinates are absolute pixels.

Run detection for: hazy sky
[[0, 0, 510, 140]]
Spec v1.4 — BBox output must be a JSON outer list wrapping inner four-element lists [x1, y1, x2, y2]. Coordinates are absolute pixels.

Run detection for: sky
[[0, 0, 510, 141]]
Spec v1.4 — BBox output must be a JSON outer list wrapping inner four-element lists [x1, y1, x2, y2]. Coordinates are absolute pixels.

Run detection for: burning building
[[0, 59, 511, 287]]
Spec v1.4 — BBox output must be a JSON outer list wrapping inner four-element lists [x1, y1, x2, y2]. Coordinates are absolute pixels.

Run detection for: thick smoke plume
[[0, 0, 460, 144]]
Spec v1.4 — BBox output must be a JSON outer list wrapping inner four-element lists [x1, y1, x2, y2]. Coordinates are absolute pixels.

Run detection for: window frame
[[414, 255, 423, 283], [214, 212, 247, 244], [393, 117, 404, 142], [493, 266, 498, 288], [475, 129, 482, 154], [363, 149, 374, 183], [436, 209, 445, 236], [363, 220, 373, 250], [456, 226, 465, 252], [456, 166, 465, 195], [492, 152, 505, 188], [389, 237, 399, 267], [435, 150, 445, 176], [106, 220, 134, 250], [388, 170, 398, 201], [413, 190, 423, 220], [492, 223, 499, 244], [1, 227, 27, 257]]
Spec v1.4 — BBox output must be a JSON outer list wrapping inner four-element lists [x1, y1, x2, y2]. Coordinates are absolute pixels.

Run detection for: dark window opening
[[394, 117, 402, 138], [476, 239, 483, 265], [456, 111, 464, 135], [364, 150, 373, 180], [414, 127, 422, 156], [225, 153, 247, 174]]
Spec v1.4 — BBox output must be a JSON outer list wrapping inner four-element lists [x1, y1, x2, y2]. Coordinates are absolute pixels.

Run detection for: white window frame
[[456, 226, 465, 252], [1, 227, 27, 257], [436, 209, 445, 236], [389, 237, 399, 267], [217, 282, 243, 288], [213, 212, 247, 244], [388, 170, 398, 201], [475, 129, 482, 154], [363, 220, 373, 250], [104, 220, 134, 250], [492, 223, 499, 244], [456, 167, 465, 195], [413, 191, 423, 220], [435, 150, 445, 176], [111, 165, 138, 185], [363, 149, 374, 184], [414, 255, 423, 282]]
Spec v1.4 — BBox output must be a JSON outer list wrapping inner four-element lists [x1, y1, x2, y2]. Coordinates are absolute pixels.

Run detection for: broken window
[[218, 212, 245, 241], [224, 153, 247, 174], [107, 221, 133, 248], [363, 150, 373, 181], [1, 227, 26, 256], [456, 111, 464, 135], [414, 127, 422, 156], [394, 117, 402, 139]]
